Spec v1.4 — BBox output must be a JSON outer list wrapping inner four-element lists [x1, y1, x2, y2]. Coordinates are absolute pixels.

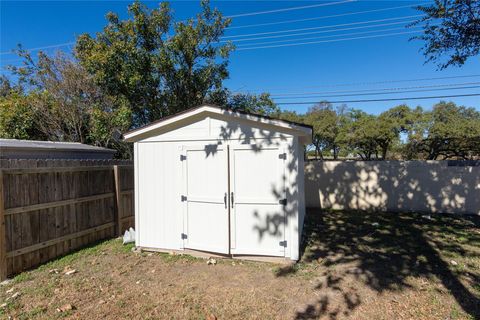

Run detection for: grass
[[0, 210, 479, 320]]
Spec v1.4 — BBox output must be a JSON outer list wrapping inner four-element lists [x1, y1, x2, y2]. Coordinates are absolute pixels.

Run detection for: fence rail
[[0, 159, 135, 280]]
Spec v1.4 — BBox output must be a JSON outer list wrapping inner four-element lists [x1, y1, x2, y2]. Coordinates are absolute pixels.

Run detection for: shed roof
[[123, 104, 312, 142], [0, 139, 115, 153]]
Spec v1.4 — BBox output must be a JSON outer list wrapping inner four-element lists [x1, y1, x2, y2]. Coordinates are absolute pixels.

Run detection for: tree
[[0, 92, 43, 140], [6, 50, 132, 157], [276, 109, 305, 124], [410, 0, 480, 69], [4, 1, 280, 158], [304, 102, 337, 160], [334, 105, 420, 160], [207, 89, 278, 115], [0, 76, 14, 97], [342, 110, 380, 160], [162, 2, 233, 115], [376, 105, 417, 159], [412, 101, 480, 159], [76, 0, 233, 127], [304, 102, 351, 160]]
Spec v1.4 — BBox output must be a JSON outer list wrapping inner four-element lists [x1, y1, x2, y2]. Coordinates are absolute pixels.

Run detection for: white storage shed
[[124, 105, 312, 261]]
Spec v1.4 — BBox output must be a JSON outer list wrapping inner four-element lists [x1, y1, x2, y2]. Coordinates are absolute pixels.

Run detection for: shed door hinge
[[279, 240, 287, 247], [180, 155, 187, 161], [181, 195, 187, 202], [278, 153, 287, 160], [279, 198, 287, 206]]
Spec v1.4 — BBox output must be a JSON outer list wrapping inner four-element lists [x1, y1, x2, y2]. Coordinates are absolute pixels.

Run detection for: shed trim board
[[124, 104, 312, 144], [129, 105, 311, 261]]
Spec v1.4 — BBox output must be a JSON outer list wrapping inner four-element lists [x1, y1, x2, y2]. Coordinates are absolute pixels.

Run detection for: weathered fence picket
[[0, 159, 135, 280]]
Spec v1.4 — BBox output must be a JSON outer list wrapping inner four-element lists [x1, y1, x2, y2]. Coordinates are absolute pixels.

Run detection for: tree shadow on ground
[[276, 209, 480, 319]]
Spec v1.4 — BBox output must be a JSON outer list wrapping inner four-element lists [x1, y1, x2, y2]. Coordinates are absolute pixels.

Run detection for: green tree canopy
[[342, 110, 380, 160], [305, 102, 339, 160], [208, 89, 278, 115], [5, 50, 132, 157], [337, 105, 419, 160], [0, 91, 43, 140], [76, 0, 233, 127], [412, 101, 480, 159]]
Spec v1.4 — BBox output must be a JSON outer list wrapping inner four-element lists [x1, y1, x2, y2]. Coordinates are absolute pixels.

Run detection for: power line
[[224, 1, 355, 19], [226, 3, 427, 30], [234, 26, 415, 48], [178, 0, 354, 23], [221, 14, 423, 39], [230, 20, 419, 45], [0, 42, 75, 55], [275, 93, 480, 105], [240, 75, 480, 92], [269, 82, 480, 97], [236, 30, 421, 51], [272, 85, 480, 100], [0, 26, 423, 63], [234, 26, 422, 49], [1, 2, 354, 55], [0, 2, 423, 57]]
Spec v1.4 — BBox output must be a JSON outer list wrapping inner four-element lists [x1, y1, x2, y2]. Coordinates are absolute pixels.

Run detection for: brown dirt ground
[[0, 210, 479, 320]]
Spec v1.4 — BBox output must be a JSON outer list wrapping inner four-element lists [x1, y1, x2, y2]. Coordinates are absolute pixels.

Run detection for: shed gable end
[[140, 114, 292, 142]]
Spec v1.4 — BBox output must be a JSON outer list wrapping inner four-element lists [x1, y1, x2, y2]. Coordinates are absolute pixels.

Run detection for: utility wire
[[221, 14, 423, 39], [234, 26, 414, 48], [0, 4, 418, 55], [240, 75, 480, 92], [179, 0, 354, 23], [234, 26, 421, 48], [0, 23, 423, 62], [272, 85, 480, 100], [236, 30, 421, 51], [275, 93, 480, 105], [1, 1, 353, 55], [269, 82, 480, 97], [0, 42, 75, 55], [224, 1, 355, 19], [229, 20, 419, 44], [226, 3, 428, 29]]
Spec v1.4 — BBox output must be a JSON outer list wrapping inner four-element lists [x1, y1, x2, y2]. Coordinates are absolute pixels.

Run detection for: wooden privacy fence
[[0, 159, 135, 280]]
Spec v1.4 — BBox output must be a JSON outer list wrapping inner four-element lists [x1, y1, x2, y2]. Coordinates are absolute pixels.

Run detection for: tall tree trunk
[[333, 145, 339, 160], [381, 145, 388, 160]]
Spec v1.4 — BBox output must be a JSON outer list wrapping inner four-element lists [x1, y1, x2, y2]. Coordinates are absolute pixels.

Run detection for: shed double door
[[182, 143, 286, 257]]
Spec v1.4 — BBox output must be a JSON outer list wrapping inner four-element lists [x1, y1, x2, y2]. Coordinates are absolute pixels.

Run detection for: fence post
[[0, 170, 7, 280], [113, 165, 123, 237]]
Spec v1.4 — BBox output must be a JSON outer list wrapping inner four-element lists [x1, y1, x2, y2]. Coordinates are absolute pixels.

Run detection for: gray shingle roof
[[0, 139, 115, 153]]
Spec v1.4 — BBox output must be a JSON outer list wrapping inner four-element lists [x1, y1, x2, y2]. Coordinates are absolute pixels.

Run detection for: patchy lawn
[[1, 210, 479, 320]]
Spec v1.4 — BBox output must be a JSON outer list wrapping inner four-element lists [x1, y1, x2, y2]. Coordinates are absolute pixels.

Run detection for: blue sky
[[1, 0, 479, 115]]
